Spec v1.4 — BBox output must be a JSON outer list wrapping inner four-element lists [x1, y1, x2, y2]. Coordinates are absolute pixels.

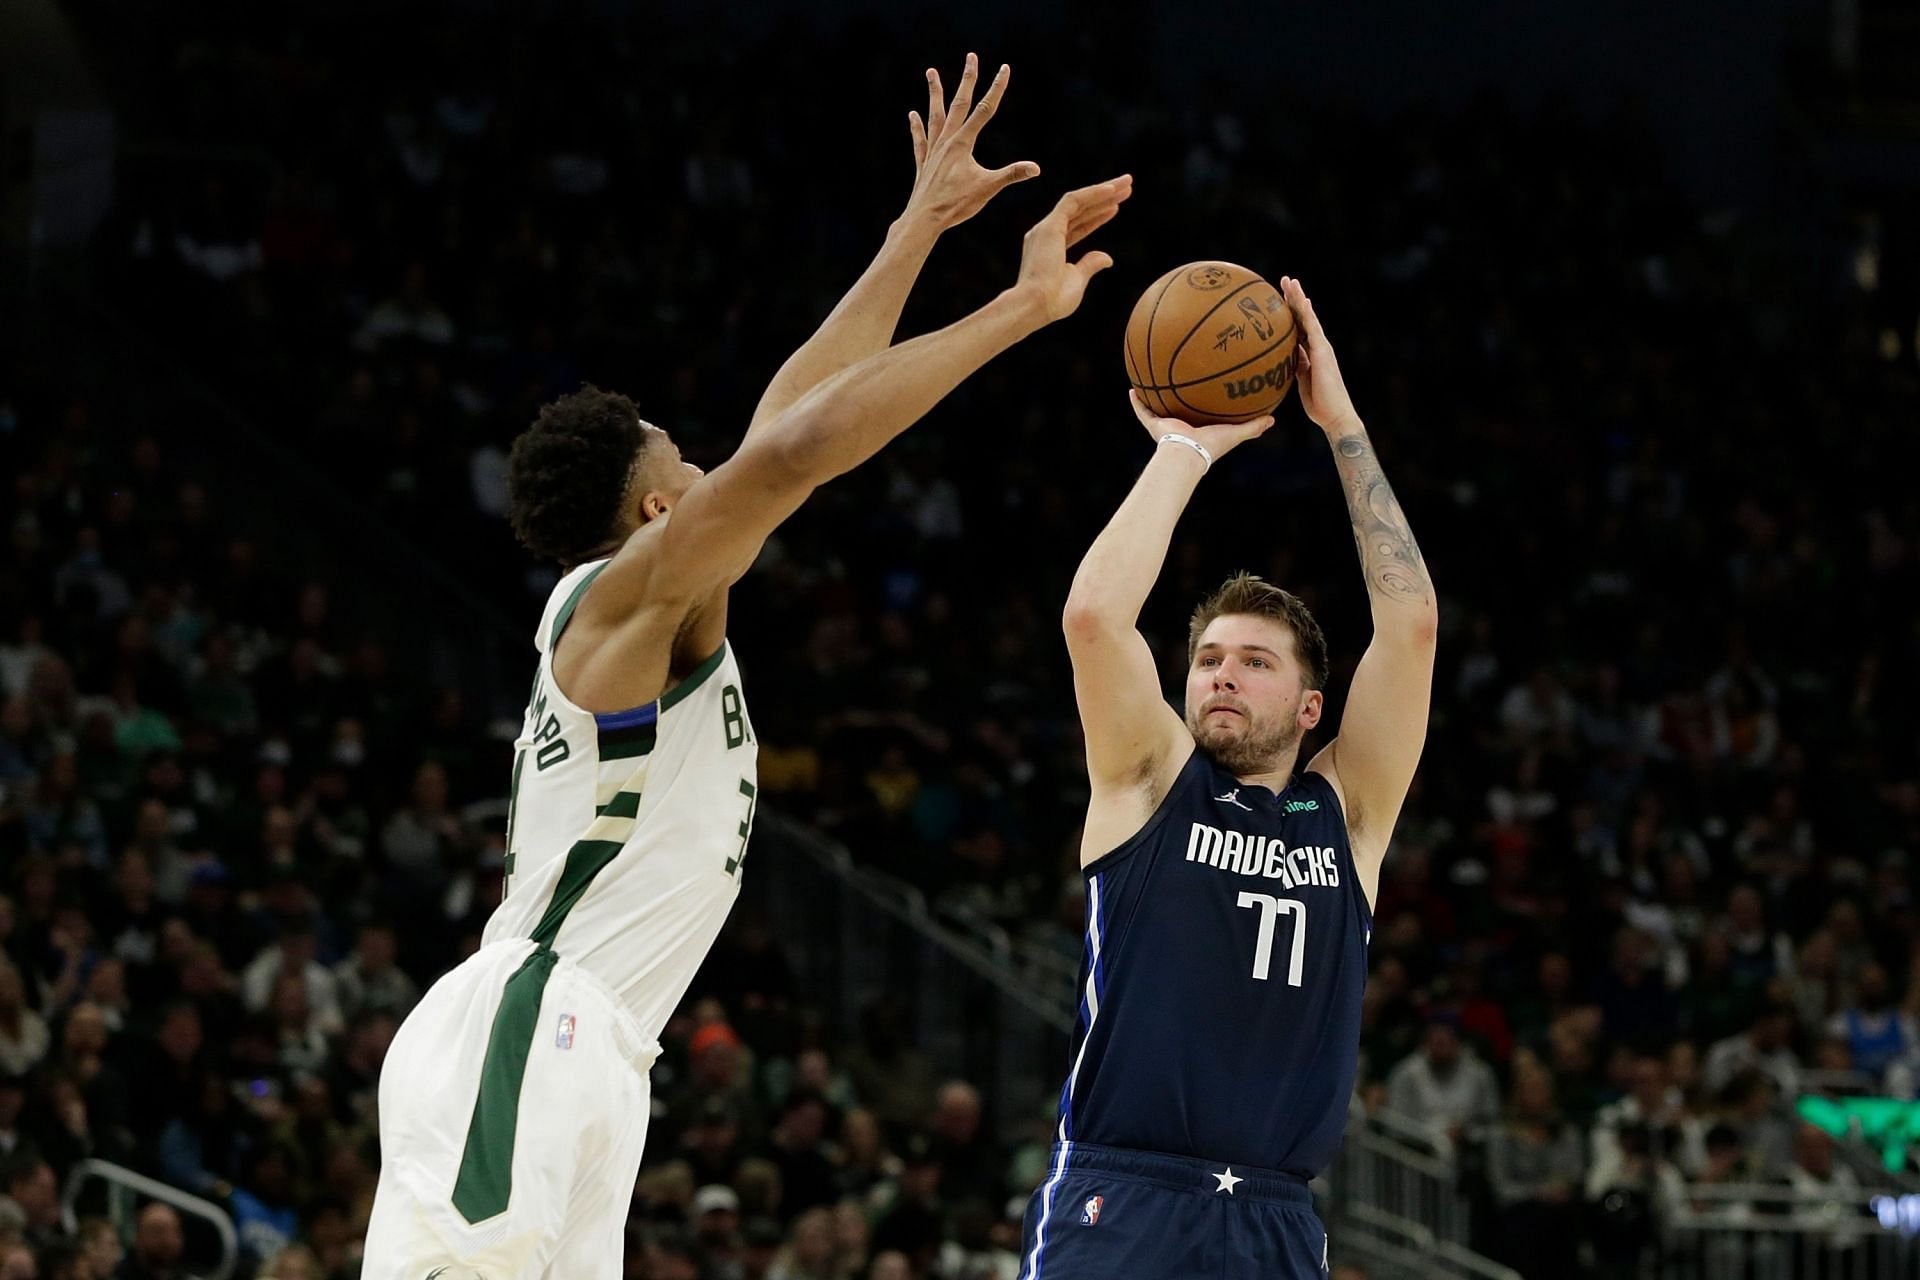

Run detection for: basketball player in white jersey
[[363, 57, 1132, 1278]]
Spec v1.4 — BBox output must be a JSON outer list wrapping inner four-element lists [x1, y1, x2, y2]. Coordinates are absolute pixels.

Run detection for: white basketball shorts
[[362, 939, 658, 1279]]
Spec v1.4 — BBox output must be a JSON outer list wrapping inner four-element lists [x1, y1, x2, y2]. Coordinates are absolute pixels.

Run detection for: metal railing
[[1331, 1203, 1521, 1280], [1802, 1068, 1881, 1097], [1323, 1100, 1473, 1249], [1661, 1183, 1920, 1279], [59, 1159, 238, 1280], [743, 812, 1072, 1136]]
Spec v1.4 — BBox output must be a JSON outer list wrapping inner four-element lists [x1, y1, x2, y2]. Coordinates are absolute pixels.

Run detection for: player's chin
[[1193, 720, 1247, 752]]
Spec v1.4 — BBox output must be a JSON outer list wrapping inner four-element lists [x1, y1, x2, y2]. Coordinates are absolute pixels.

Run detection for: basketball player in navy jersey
[[1020, 276, 1437, 1278]]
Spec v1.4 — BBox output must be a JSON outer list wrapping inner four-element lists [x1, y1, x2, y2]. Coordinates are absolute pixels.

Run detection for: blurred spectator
[[671, 1021, 763, 1155], [834, 1109, 899, 1203], [1585, 1118, 1685, 1278], [925, 1081, 1004, 1211], [1384, 1014, 1499, 1147], [239, 928, 341, 1035], [1826, 961, 1917, 1082], [74, 1220, 121, 1278], [766, 1094, 835, 1218], [324, 1012, 392, 1130], [1680, 1123, 1759, 1225], [1485, 1068, 1583, 1279], [692, 1183, 743, 1277], [1716, 885, 1793, 990], [682, 1100, 747, 1191], [118, 1202, 185, 1280], [647, 1229, 706, 1280], [741, 1217, 785, 1280], [828, 1202, 870, 1279], [767, 1205, 845, 1280], [0, 1076, 27, 1161], [1702, 1006, 1801, 1100], [869, 1136, 945, 1272], [1590, 1050, 1705, 1177], [1789, 931, 1843, 1039], [378, 763, 463, 894], [843, 1003, 936, 1133], [1715, 1070, 1795, 1179], [255, 1244, 324, 1279], [0, 967, 48, 1077], [0, 1243, 36, 1280], [1787, 1122, 1859, 1203], [0, 1157, 59, 1252], [330, 923, 416, 1023], [229, 1144, 299, 1267], [1594, 926, 1678, 1044]]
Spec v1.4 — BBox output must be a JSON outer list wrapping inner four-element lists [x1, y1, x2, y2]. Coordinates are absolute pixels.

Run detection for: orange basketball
[[1124, 261, 1297, 425]]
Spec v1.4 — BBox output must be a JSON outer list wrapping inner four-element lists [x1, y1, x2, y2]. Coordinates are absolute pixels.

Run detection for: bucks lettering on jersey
[[481, 559, 759, 1033]]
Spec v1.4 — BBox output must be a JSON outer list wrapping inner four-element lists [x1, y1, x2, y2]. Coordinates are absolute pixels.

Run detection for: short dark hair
[[1187, 572, 1329, 690], [507, 386, 651, 566]]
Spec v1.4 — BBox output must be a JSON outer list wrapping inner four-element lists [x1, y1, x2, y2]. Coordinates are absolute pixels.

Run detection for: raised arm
[[557, 178, 1129, 713], [653, 179, 1125, 592], [1065, 393, 1272, 860], [745, 54, 1039, 439], [1288, 277, 1438, 885]]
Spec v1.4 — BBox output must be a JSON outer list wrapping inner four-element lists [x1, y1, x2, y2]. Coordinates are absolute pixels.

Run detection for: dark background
[[1, 2, 1918, 1278]]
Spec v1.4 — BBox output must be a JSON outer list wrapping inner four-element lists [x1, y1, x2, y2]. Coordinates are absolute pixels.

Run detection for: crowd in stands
[[3, 5, 1918, 1279]]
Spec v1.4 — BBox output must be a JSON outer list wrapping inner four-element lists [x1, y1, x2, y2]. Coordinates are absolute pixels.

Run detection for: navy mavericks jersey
[[1056, 749, 1372, 1176]]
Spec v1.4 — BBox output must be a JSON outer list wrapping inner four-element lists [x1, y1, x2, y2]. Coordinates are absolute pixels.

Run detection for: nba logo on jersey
[[555, 1014, 576, 1050], [1080, 1195, 1103, 1226]]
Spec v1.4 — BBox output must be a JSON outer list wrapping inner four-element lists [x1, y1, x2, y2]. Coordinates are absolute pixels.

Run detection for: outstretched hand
[[1014, 175, 1133, 322], [904, 53, 1040, 232], [1281, 277, 1360, 433], [1128, 390, 1274, 464]]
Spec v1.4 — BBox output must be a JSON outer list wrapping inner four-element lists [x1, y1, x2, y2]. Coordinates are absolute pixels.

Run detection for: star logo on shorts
[[1213, 1167, 1244, 1195]]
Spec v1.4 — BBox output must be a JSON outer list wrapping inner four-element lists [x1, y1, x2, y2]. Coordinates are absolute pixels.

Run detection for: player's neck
[[1232, 749, 1301, 796]]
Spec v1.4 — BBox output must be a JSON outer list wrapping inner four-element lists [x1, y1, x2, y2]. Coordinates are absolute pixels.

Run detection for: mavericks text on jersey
[[1056, 751, 1371, 1176]]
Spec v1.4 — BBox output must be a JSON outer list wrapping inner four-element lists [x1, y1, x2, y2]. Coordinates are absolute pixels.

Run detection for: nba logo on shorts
[[1080, 1195, 1103, 1226], [556, 1014, 576, 1050]]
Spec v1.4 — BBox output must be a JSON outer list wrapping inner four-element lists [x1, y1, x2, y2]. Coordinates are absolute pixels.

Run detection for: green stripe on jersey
[[596, 789, 642, 820], [531, 839, 625, 949], [659, 643, 727, 712], [504, 749, 527, 856], [549, 562, 610, 648], [451, 946, 558, 1223], [598, 722, 656, 760]]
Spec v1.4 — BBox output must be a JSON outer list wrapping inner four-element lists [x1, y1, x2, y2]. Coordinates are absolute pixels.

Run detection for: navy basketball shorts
[[1017, 1143, 1329, 1279]]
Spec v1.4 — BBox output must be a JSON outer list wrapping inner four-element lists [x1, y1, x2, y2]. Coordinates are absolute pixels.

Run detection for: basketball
[[1124, 261, 1297, 424]]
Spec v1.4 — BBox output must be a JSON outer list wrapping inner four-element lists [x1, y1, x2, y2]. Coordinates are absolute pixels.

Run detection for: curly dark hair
[[506, 386, 651, 565]]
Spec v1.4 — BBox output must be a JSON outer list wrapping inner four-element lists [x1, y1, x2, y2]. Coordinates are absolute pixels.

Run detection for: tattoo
[[1330, 431, 1432, 606]]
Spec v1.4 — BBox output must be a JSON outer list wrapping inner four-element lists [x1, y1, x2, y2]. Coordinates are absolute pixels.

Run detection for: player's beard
[[1186, 703, 1303, 777]]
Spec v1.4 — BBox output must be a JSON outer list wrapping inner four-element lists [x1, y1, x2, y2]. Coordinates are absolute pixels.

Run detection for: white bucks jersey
[[481, 558, 758, 1033]]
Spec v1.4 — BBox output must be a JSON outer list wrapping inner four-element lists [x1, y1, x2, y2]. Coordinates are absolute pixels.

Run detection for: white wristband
[[1158, 432, 1212, 473]]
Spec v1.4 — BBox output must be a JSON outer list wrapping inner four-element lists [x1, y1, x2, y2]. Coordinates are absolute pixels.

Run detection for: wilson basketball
[[1124, 261, 1297, 424]]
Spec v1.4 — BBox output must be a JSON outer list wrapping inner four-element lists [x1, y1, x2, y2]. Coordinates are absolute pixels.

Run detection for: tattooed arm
[[1329, 427, 1436, 621], [1281, 277, 1438, 901]]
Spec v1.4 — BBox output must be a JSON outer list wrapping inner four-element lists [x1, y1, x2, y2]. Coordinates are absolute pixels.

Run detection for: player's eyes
[[1250, 659, 1268, 668]]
